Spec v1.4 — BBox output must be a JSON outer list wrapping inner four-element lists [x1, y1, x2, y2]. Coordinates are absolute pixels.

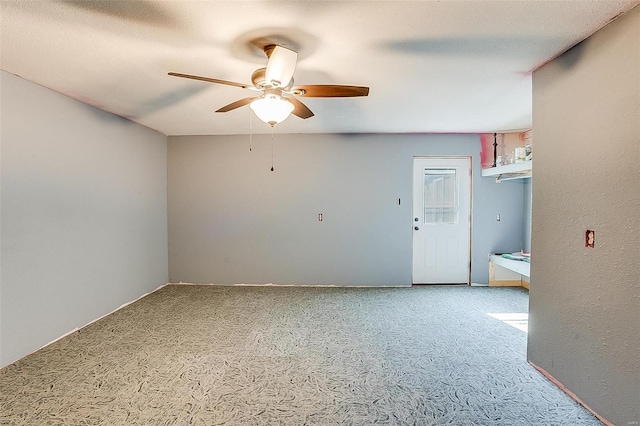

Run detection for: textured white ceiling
[[1, 1, 637, 136]]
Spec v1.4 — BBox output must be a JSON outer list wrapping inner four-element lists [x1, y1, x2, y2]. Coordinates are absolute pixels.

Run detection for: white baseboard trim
[[169, 282, 412, 288]]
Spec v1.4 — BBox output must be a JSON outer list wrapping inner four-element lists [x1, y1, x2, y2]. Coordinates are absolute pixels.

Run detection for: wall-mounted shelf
[[482, 161, 532, 182]]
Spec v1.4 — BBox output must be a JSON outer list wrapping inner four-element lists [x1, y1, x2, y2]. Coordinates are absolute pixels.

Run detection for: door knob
[[414, 217, 419, 222], [414, 226, 419, 231]]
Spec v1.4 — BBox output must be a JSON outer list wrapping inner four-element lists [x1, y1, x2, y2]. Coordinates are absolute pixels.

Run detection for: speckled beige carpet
[[1, 285, 600, 425]]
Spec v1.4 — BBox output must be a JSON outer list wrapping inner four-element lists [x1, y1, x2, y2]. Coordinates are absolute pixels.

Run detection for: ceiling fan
[[168, 44, 369, 126]]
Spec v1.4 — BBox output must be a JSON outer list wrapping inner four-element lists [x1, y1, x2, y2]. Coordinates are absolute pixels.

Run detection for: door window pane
[[424, 169, 457, 224]]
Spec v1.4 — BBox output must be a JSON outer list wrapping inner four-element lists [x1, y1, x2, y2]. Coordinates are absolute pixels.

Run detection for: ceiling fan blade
[[168, 72, 250, 89], [265, 45, 297, 88], [215, 96, 257, 113], [287, 96, 314, 119], [291, 85, 369, 98]]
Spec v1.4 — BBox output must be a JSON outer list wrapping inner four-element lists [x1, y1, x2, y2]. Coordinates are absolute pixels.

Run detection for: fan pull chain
[[270, 127, 275, 172], [249, 108, 253, 151]]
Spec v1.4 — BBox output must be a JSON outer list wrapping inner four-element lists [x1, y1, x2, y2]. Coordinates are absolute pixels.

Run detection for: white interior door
[[412, 157, 471, 284]]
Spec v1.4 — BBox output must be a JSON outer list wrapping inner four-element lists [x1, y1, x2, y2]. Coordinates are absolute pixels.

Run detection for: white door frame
[[412, 156, 472, 285]]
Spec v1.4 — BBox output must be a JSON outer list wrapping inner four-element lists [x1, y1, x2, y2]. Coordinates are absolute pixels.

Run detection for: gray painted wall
[[528, 6, 639, 424], [168, 133, 524, 286], [0, 71, 169, 367]]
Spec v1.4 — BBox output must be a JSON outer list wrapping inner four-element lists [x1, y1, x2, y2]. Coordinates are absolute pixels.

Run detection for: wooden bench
[[489, 254, 530, 289]]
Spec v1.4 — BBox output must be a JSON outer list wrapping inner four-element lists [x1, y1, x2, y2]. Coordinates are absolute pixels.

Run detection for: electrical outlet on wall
[[585, 230, 595, 248]]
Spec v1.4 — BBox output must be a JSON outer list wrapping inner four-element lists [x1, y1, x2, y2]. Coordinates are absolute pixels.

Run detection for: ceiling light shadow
[[128, 85, 209, 120], [383, 36, 561, 59], [61, 0, 178, 27]]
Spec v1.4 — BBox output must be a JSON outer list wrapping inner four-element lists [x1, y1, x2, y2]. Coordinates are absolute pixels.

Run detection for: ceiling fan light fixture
[[169, 43, 368, 125], [250, 95, 294, 126]]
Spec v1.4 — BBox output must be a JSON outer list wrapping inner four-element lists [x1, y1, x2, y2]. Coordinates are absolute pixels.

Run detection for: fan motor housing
[[251, 67, 293, 90], [251, 67, 266, 88]]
